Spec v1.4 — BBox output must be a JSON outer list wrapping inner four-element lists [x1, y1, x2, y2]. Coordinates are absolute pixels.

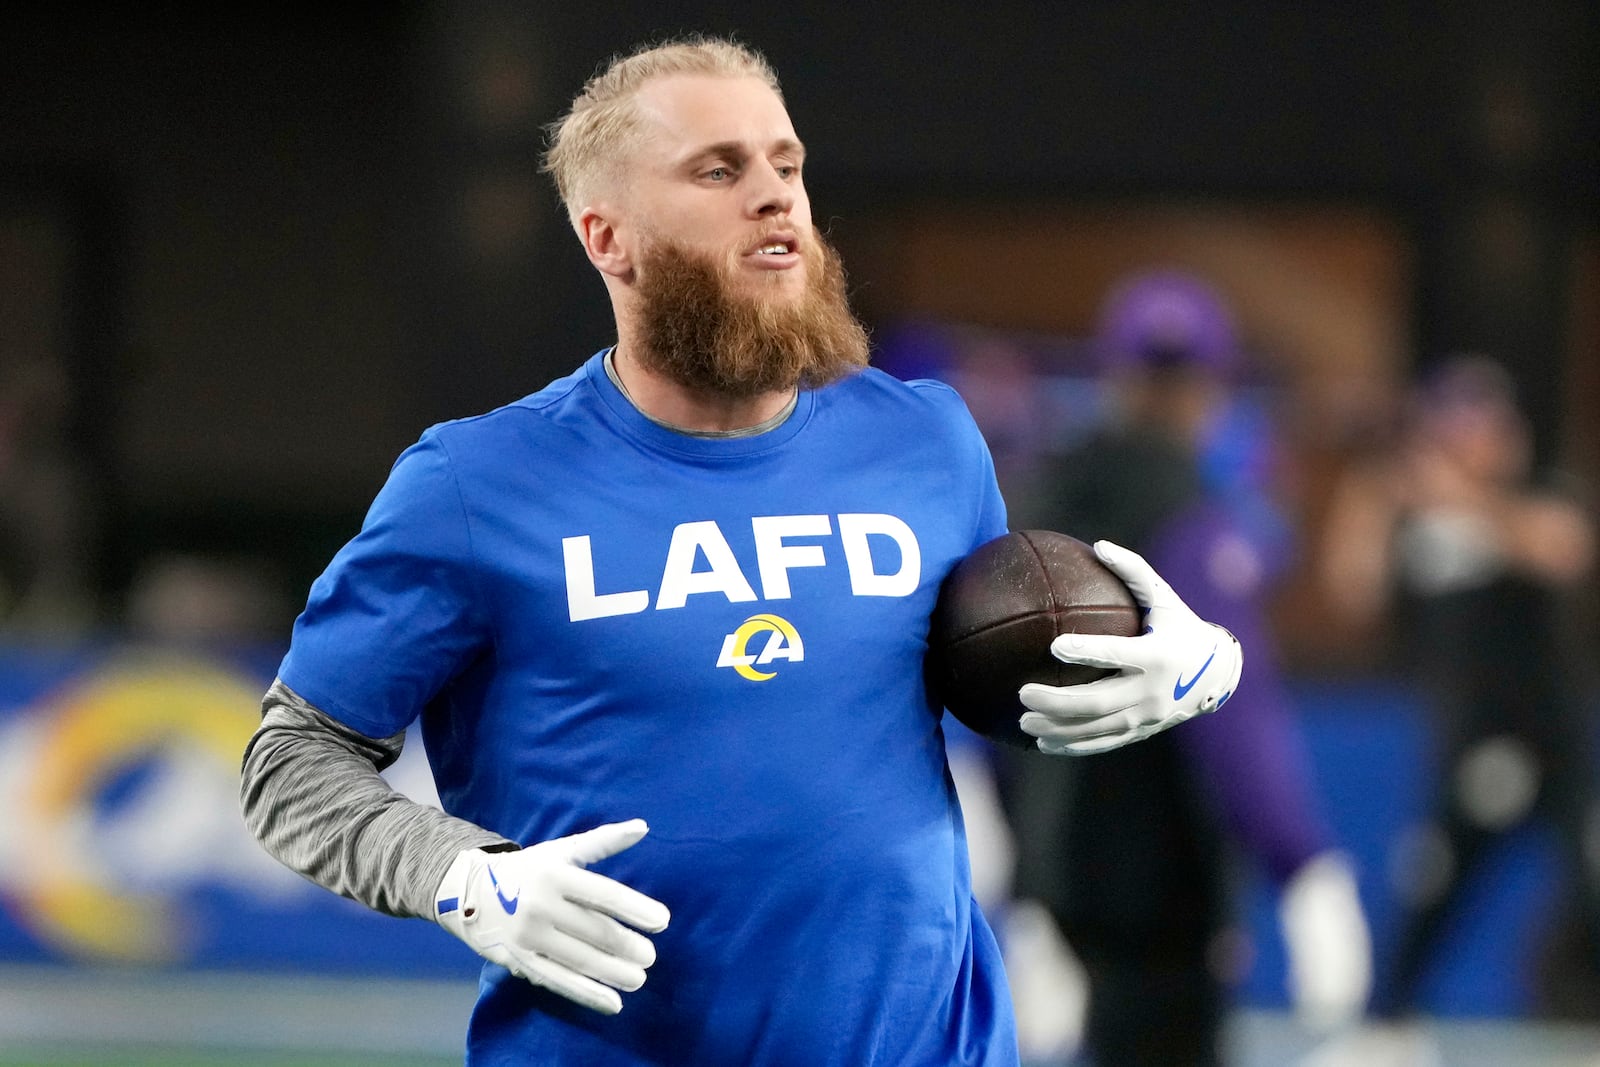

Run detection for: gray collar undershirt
[[603, 348, 798, 439]]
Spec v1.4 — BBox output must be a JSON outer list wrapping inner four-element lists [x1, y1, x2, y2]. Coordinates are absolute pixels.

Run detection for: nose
[[746, 158, 796, 219]]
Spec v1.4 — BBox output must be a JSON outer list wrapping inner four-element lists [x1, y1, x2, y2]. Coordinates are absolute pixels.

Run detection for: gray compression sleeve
[[239, 678, 513, 920]]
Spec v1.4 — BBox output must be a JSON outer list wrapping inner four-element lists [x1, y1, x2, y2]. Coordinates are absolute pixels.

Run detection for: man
[[1004, 271, 1369, 1066], [1313, 354, 1596, 1065], [240, 37, 1241, 1066]]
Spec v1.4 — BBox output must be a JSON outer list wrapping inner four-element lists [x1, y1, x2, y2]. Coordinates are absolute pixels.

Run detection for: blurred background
[[0, 2, 1596, 1064]]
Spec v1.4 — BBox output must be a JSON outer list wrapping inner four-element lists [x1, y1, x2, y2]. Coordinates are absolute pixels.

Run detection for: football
[[927, 530, 1141, 748]]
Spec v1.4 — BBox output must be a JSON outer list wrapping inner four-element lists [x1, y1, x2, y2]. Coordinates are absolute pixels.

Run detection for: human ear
[[579, 207, 632, 280]]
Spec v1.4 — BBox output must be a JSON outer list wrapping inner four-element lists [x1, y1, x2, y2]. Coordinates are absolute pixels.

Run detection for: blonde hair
[[542, 36, 781, 226]]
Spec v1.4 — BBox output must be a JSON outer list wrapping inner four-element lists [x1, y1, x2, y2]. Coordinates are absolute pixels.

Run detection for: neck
[[610, 339, 797, 433]]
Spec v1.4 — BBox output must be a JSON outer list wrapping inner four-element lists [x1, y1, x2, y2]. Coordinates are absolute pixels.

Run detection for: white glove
[[1281, 851, 1372, 1032], [434, 818, 670, 1015], [1018, 539, 1242, 755]]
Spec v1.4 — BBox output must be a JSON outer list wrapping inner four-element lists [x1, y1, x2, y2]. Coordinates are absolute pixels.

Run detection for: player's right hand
[[434, 819, 670, 1015], [1019, 540, 1241, 755]]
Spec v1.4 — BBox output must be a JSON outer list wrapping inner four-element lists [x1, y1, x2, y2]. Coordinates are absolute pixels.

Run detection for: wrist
[[434, 848, 480, 932], [1201, 624, 1242, 713]]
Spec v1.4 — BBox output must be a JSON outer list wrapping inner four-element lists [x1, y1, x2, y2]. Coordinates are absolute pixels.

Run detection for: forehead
[[629, 74, 798, 165]]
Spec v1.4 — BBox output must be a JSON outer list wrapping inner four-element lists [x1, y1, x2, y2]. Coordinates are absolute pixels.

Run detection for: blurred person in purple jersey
[[1003, 270, 1371, 1067], [1314, 354, 1597, 1062], [240, 37, 1244, 1067]]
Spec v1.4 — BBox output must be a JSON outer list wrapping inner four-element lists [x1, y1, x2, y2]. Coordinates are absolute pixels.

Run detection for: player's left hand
[[434, 819, 669, 1015], [1017, 539, 1241, 755]]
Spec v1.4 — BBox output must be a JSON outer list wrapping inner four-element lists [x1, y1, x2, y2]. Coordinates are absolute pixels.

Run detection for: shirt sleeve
[[239, 679, 513, 918], [907, 377, 1009, 549], [974, 449, 1009, 547], [279, 431, 492, 739]]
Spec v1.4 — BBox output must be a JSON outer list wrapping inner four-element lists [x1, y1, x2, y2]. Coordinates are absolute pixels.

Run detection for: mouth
[[743, 232, 801, 271]]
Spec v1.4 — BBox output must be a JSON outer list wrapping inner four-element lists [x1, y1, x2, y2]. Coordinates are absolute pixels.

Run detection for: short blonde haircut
[[542, 36, 781, 226]]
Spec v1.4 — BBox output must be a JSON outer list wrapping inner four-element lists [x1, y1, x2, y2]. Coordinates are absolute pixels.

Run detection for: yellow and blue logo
[[714, 614, 804, 681], [2, 654, 272, 962]]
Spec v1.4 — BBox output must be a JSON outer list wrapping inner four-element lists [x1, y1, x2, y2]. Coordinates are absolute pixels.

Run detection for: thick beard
[[632, 228, 871, 400]]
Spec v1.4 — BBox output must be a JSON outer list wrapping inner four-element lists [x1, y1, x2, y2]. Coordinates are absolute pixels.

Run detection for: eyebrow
[[681, 137, 807, 169]]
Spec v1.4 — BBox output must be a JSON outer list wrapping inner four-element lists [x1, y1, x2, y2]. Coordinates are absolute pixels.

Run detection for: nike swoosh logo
[[489, 866, 519, 915], [1173, 647, 1217, 701]]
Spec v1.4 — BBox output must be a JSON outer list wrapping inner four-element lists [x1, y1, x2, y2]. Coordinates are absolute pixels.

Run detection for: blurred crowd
[[0, 357, 290, 646]]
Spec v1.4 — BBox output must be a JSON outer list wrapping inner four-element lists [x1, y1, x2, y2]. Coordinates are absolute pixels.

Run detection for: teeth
[[759, 243, 788, 254]]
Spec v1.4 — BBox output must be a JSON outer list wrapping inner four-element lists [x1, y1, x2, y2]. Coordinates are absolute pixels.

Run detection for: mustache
[[716, 222, 810, 266]]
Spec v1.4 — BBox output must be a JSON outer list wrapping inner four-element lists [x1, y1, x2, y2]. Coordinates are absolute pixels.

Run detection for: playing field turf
[[0, 1049, 459, 1067]]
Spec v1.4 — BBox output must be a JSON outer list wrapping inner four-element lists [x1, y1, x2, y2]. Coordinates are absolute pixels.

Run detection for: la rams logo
[[715, 614, 804, 681], [4, 655, 273, 962]]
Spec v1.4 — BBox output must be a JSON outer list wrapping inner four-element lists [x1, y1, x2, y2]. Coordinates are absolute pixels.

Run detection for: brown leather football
[[927, 530, 1141, 748]]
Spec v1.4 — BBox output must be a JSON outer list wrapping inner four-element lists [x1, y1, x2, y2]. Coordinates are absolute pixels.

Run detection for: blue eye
[[707, 167, 731, 181]]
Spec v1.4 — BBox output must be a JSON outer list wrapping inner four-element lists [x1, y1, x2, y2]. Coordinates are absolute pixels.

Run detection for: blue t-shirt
[[280, 352, 1016, 1066]]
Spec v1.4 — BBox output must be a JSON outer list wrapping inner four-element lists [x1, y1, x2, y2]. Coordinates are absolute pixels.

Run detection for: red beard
[[631, 228, 871, 399]]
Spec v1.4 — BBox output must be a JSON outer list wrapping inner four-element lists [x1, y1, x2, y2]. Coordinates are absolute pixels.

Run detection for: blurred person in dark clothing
[[0, 359, 93, 633], [1005, 271, 1371, 1067], [1316, 354, 1598, 1060]]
